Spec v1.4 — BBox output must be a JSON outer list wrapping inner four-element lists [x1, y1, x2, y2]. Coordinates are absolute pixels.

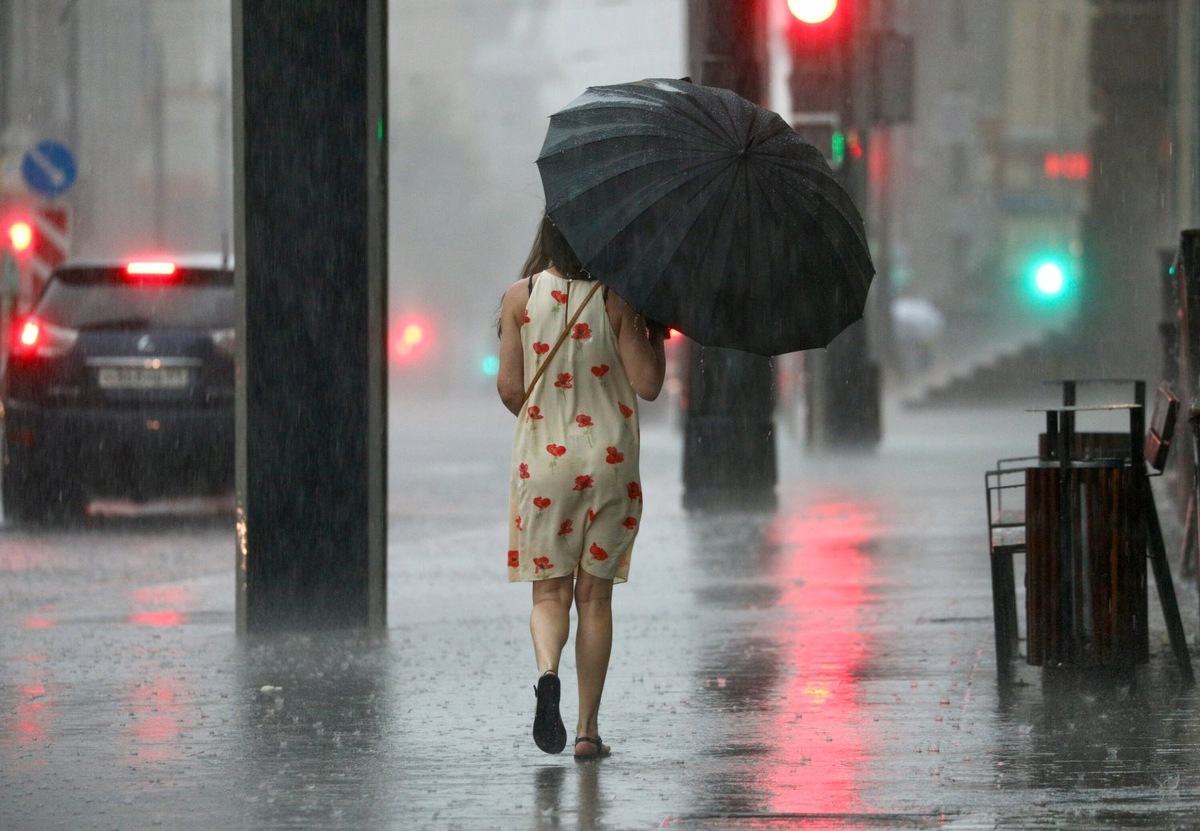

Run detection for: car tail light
[[10, 316, 79, 358], [210, 327, 235, 357]]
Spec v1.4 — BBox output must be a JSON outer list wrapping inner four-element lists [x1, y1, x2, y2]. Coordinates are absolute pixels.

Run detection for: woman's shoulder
[[502, 277, 531, 311]]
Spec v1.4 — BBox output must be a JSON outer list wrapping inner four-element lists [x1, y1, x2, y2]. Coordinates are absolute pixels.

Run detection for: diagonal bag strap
[[521, 280, 602, 408]]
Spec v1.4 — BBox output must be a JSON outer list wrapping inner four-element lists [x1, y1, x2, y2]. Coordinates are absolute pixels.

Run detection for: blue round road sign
[[22, 140, 77, 198]]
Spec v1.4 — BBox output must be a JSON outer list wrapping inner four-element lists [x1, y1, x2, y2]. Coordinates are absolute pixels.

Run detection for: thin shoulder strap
[[521, 281, 602, 407]]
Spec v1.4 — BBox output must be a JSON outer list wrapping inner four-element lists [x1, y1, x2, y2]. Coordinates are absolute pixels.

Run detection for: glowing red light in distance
[[788, 0, 837, 24], [1044, 152, 1090, 180], [8, 220, 33, 252], [392, 317, 431, 363], [126, 261, 177, 276], [18, 319, 39, 348]]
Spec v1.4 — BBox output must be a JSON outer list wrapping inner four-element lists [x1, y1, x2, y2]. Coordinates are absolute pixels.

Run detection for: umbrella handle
[[521, 280, 603, 408]]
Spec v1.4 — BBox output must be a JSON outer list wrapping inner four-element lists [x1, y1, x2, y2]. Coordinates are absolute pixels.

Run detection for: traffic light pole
[[683, 0, 778, 510], [793, 0, 882, 448]]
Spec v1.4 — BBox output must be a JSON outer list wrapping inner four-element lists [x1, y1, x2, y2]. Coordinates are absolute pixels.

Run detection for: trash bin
[[1024, 462, 1148, 668]]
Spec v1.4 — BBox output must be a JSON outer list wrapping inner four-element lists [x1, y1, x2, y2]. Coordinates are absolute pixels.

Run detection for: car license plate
[[96, 367, 189, 390]]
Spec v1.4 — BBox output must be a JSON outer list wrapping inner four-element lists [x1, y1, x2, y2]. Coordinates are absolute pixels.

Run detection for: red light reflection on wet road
[[763, 499, 876, 815], [12, 682, 50, 744], [124, 587, 193, 762], [129, 585, 190, 627], [129, 610, 188, 627], [125, 676, 185, 763]]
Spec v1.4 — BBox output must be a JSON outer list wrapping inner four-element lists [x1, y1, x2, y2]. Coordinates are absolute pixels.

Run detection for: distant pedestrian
[[496, 211, 666, 760]]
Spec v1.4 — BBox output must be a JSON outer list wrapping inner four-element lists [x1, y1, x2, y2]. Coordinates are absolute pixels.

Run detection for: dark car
[[2, 257, 234, 522]]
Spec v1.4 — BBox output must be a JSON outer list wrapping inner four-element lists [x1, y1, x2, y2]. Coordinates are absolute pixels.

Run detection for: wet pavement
[[3, 390, 1200, 830]]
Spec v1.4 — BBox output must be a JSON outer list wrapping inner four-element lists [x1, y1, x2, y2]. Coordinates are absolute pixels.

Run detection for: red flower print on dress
[[557, 519, 573, 536], [533, 557, 553, 574], [527, 405, 544, 422], [508, 550, 520, 568], [623, 516, 638, 530], [546, 443, 566, 468], [515, 515, 523, 531], [533, 496, 551, 510], [533, 341, 550, 356], [591, 364, 609, 378], [587, 508, 597, 522], [551, 289, 569, 305], [519, 463, 530, 480], [574, 475, 595, 492], [571, 323, 592, 342], [589, 543, 609, 561], [618, 401, 633, 418], [627, 481, 643, 502], [554, 372, 573, 390], [522, 309, 530, 325], [605, 446, 624, 464], [576, 413, 595, 447]]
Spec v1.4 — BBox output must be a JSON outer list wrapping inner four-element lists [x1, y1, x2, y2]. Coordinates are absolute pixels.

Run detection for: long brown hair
[[518, 212, 589, 281], [498, 212, 592, 338]]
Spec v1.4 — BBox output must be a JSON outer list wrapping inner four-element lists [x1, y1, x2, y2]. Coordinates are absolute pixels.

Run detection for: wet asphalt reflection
[[3, 393, 1200, 829]]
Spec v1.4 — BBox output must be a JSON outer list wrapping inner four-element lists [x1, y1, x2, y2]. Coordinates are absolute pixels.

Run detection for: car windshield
[[34, 268, 234, 330]]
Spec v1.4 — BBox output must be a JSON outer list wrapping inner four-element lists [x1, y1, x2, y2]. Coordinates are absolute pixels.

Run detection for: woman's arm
[[496, 280, 528, 415], [610, 290, 666, 401]]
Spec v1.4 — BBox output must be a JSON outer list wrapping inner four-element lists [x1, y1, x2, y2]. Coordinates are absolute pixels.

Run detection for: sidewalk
[[3, 394, 1199, 830]]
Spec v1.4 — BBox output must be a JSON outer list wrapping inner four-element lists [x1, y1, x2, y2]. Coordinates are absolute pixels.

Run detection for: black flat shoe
[[533, 672, 566, 754], [573, 735, 611, 761]]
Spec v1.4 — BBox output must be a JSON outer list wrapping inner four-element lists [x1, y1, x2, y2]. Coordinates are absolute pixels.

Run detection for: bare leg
[[573, 567, 613, 755], [531, 575, 574, 674]]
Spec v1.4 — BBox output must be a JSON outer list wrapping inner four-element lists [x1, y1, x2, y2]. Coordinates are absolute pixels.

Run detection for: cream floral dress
[[507, 271, 642, 583]]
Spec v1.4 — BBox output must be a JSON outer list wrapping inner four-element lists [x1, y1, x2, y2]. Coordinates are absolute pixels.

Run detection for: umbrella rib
[[619, 158, 743, 318]]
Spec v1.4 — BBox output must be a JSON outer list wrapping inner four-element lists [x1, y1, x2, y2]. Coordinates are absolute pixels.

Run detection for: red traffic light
[[7, 219, 33, 252], [788, 0, 838, 24], [390, 315, 433, 365]]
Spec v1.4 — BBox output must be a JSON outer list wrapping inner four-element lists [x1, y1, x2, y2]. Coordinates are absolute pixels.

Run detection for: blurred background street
[[5, 1, 1200, 828]]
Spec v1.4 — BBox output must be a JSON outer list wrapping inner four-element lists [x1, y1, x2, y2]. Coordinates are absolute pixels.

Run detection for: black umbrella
[[536, 78, 874, 356]]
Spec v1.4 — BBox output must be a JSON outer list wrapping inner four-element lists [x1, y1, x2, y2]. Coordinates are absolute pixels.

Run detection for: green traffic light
[[831, 130, 846, 166], [1025, 255, 1074, 305], [1034, 262, 1065, 297]]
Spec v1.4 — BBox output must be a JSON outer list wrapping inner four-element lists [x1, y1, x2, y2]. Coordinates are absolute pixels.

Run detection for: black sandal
[[573, 735, 611, 761], [532, 672, 566, 754]]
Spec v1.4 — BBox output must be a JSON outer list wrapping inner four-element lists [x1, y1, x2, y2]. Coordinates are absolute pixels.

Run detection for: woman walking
[[497, 213, 666, 759]]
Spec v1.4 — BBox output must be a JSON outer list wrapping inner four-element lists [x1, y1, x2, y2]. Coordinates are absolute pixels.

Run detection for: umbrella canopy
[[536, 78, 875, 356]]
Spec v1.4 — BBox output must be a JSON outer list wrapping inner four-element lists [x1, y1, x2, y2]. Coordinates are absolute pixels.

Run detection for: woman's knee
[[574, 569, 613, 608], [533, 575, 574, 610]]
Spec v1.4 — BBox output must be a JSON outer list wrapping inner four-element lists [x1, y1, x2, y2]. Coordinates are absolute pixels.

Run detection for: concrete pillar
[[232, 0, 387, 631]]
